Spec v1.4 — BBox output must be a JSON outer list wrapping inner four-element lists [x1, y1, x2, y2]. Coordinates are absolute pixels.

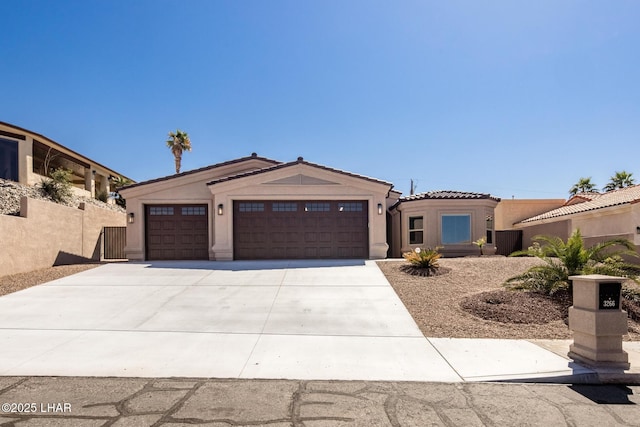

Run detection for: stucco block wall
[[0, 197, 125, 276], [518, 219, 570, 250], [495, 199, 565, 230]]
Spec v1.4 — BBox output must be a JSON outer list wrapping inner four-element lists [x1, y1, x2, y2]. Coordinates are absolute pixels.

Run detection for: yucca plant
[[402, 247, 442, 277], [506, 229, 639, 295], [40, 167, 72, 203]]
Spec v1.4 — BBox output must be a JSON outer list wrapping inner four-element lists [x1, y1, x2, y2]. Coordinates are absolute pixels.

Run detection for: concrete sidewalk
[[0, 260, 638, 384]]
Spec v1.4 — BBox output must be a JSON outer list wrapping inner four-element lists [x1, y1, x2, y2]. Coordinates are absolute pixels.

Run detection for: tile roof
[[518, 185, 640, 223], [118, 153, 281, 190], [399, 190, 501, 202], [206, 157, 393, 187]]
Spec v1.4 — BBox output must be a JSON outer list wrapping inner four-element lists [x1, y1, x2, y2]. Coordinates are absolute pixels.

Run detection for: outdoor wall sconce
[[636, 226, 640, 234], [377, 203, 383, 215], [217, 204, 224, 215], [128, 212, 135, 224]]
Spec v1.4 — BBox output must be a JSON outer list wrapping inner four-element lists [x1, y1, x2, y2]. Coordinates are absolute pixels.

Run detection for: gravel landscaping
[[0, 264, 101, 297], [377, 257, 640, 341], [0, 178, 124, 215]]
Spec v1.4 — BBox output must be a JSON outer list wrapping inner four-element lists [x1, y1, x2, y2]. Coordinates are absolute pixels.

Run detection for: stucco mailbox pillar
[[567, 274, 630, 369]]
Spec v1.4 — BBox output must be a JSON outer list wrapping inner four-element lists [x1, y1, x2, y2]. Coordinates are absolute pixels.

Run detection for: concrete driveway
[[0, 260, 463, 381]]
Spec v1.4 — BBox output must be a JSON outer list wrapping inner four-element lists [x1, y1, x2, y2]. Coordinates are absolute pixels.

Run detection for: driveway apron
[[0, 260, 462, 381]]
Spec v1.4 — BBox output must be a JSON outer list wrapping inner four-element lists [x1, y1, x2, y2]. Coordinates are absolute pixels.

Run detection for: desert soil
[[377, 257, 640, 341]]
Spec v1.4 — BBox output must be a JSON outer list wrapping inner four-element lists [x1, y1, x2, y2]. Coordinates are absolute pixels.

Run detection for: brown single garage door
[[145, 204, 209, 260], [233, 200, 368, 259]]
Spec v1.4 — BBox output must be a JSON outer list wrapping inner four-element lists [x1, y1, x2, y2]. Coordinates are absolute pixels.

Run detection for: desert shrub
[[95, 190, 109, 203], [40, 167, 72, 203], [473, 237, 486, 255], [402, 247, 442, 277], [505, 230, 639, 295]]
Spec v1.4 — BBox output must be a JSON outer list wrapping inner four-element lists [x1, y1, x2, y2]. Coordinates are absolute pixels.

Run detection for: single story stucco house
[[513, 185, 640, 252], [119, 153, 501, 261]]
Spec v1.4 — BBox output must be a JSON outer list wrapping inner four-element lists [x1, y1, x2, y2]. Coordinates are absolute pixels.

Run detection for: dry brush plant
[[401, 247, 443, 277]]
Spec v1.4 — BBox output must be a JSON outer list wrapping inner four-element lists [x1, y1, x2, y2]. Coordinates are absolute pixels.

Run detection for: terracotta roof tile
[[399, 190, 501, 202], [519, 185, 640, 223]]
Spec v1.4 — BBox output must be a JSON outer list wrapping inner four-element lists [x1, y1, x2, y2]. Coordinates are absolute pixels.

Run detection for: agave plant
[[505, 229, 639, 295], [402, 247, 442, 277]]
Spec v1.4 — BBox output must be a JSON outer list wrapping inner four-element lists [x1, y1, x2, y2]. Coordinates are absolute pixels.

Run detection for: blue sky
[[2, 0, 639, 199]]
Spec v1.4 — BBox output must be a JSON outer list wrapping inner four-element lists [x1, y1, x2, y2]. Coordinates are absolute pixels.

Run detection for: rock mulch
[[0, 264, 101, 297], [0, 178, 124, 215], [377, 257, 640, 341]]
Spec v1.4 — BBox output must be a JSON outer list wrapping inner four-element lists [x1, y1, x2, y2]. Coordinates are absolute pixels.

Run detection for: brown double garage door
[[233, 200, 369, 260], [145, 201, 369, 260]]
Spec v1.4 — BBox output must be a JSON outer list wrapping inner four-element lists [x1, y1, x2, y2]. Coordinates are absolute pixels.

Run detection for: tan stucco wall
[[0, 197, 126, 276], [120, 160, 392, 261], [208, 163, 390, 260], [392, 198, 499, 257], [495, 199, 565, 229], [517, 219, 571, 250], [119, 158, 282, 261]]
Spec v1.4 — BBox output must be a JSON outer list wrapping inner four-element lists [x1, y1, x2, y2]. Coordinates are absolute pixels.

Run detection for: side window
[[409, 216, 424, 245], [486, 214, 494, 244]]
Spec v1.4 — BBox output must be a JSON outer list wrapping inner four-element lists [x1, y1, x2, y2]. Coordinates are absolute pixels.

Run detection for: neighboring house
[[0, 121, 133, 198], [388, 191, 501, 258], [513, 186, 640, 252]]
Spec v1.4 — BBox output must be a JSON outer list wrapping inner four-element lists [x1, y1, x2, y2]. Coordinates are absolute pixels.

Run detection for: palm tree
[[569, 177, 597, 196], [166, 129, 192, 174], [505, 229, 639, 295], [603, 171, 635, 192]]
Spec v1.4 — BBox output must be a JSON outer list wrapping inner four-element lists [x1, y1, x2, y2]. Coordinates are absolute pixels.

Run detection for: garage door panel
[[234, 200, 368, 260], [146, 204, 208, 260]]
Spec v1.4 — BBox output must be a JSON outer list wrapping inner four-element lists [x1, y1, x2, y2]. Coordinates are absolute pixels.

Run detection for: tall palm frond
[[569, 177, 597, 196], [603, 171, 635, 192], [166, 129, 192, 174]]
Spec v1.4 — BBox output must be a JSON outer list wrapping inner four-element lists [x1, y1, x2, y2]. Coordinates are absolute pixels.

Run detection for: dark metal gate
[[103, 226, 126, 259], [495, 230, 523, 256]]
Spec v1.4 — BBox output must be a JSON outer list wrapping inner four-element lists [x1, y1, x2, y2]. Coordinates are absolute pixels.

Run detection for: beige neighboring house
[[0, 121, 133, 198], [513, 186, 640, 252], [119, 154, 393, 261], [388, 191, 501, 258]]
